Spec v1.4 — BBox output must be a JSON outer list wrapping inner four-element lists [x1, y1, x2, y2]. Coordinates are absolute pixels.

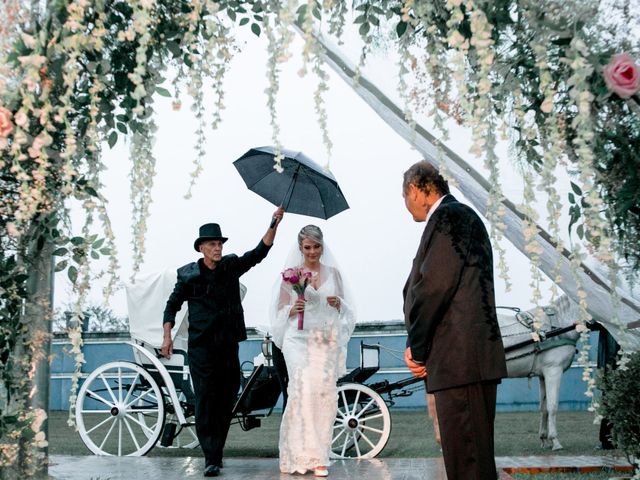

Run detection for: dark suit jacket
[[163, 240, 271, 349], [403, 195, 507, 392]]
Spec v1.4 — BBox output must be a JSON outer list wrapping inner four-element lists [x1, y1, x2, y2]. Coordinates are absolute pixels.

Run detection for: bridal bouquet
[[282, 267, 312, 330]]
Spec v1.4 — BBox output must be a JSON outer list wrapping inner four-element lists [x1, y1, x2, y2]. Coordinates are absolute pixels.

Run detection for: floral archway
[[0, 0, 639, 475]]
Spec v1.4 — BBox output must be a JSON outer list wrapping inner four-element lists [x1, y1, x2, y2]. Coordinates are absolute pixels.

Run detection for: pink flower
[[28, 136, 45, 158], [0, 106, 14, 137], [14, 110, 28, 128], [282, 268, 295, 281], [281, 267, 311, 296], [603, 53, 640, 99]]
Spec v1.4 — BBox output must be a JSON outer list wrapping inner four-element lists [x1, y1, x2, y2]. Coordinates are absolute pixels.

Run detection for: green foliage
[[597, 352, 640, 470]]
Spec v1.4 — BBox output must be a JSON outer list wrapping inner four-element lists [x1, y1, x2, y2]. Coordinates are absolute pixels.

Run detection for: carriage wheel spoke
[[353, 432, 362, 457], [331, 427, 347, 444], [361, 424, 383, 435], [360, 412, 383, 422], [335, 407, 347, 419], [355, 398, 375, 418], [125, 413, 156, 436], [124, 388, 156, 409], [98, 417, 118, 450], [186, 427, 198, 441], [85, 389, 114, 408], [123, 417, 141, 451], [118, 367, 123, 403], [118, 417, 123, 456], [122, 372, 140, 406], [357, 428, 376, 449], [86, 415, 115, 435], [339, 390, 349, 412], [340, 432, 351, 457], [100, 374, 118, 404], [351, 390, 361, 416]]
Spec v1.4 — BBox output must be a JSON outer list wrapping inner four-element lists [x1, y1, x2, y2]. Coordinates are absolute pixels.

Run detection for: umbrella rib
[[300, 166, 331, 217], [282, 163, 301, 210]]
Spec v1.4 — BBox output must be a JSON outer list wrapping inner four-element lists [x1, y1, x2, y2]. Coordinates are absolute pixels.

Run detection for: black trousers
[[271, 343, 289, 411], [434, 381, 499, 480], [189, 343, 240, 467]]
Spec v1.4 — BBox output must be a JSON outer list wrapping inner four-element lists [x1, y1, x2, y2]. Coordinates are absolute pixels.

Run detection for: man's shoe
[[204, 465, 220, 477]]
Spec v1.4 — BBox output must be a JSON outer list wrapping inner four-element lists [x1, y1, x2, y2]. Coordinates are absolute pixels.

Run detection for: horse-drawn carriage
[[74, 270, 583, 458], [74, 270, 425, 459]]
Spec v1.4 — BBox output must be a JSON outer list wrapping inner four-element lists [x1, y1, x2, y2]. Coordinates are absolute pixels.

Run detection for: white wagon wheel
[[75, 361, 165, 456], [331, 383, 391, 459]]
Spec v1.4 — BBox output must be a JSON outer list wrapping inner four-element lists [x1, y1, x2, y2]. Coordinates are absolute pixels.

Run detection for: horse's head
[[546, 295, 581, 341]]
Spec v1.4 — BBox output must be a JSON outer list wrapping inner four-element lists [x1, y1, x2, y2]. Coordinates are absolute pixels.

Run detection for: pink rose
[[289, 275, 299, 284], [0, 106, 14, 137], [282, 268, 295, 281], [28, 136, 45, 158], [14, 110, 28, 128], [603, 53, 640, 99]]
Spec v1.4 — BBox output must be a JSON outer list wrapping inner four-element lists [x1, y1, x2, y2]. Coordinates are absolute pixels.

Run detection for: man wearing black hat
[[162, 207, 284, 477]]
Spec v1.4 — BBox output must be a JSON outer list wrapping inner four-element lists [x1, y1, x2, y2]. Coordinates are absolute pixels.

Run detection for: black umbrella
[[233, 146, 349, 225]]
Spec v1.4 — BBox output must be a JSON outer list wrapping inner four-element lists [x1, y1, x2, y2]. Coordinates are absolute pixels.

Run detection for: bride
[[270, 225, 356, 477]]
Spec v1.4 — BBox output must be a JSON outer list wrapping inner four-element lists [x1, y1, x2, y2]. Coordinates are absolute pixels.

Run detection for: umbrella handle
[[270, 204, 283, 229]]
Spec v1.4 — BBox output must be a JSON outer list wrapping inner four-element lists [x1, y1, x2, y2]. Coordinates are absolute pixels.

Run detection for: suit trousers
[[271, 344, 289, 412], [189, 343, 240, 467], [434, 381, 499, 480]]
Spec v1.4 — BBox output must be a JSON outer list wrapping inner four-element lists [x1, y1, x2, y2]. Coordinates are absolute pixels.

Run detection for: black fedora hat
[[194, 223, 228, 251]]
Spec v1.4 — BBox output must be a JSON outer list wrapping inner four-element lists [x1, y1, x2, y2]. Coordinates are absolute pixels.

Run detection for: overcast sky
[[54, 25, 568, 330]]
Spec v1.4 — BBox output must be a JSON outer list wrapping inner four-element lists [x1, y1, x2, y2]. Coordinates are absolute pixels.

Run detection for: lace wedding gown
[[273, 266, 354, 474]]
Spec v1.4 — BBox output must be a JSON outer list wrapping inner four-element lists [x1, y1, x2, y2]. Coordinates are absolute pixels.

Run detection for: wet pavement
[[49, 454, 633, 480]]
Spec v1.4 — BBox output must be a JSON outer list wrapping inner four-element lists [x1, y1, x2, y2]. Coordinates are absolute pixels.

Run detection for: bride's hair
[[298, 225, 323, 246]]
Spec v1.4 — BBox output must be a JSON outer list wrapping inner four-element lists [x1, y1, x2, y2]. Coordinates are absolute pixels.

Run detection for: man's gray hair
[[403, 161, 450, 196]]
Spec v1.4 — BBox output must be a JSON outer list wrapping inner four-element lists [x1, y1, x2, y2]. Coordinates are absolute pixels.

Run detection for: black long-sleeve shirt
[[163, 240, 271, 348]]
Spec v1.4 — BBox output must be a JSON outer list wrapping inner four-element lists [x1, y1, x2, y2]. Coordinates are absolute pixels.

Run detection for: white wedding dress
[[272, 265, 355, 474]]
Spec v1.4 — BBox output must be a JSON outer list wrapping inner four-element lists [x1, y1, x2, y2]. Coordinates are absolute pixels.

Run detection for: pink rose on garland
[[0, 106, 14, 138], [603, 53, 640, 99]]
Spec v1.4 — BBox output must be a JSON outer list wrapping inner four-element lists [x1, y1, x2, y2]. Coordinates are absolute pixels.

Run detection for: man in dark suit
[[401, 161, 507, 480], [161, 208, 284, 477]]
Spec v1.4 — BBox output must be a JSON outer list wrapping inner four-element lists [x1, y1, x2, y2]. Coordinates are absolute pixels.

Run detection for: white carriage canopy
[[125, 269, 189, 351], [125, 269, 247, 351]]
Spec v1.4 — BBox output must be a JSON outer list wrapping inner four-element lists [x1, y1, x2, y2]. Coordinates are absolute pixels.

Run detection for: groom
[[162, 207, 284, 477], [401, 161, 507, 480]]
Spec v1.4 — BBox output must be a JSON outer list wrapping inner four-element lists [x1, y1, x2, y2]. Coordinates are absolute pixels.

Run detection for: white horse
[[498, 295, 580, 450]]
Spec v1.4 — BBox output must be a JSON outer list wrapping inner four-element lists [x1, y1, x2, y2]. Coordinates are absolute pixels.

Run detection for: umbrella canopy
[[233, 146, 349, 220]]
